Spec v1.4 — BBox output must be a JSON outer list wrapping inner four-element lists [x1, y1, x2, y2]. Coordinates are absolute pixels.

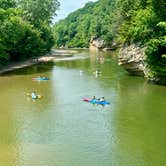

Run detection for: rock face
[[89, 36, 121, 50], [118, 44, 166, 85], [90, 36, 105, 49], [118, 44, 146, 76]]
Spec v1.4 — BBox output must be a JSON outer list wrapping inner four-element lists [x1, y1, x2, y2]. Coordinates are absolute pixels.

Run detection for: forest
[[53, 0, 166, 78], [0, 0, 59, 67]]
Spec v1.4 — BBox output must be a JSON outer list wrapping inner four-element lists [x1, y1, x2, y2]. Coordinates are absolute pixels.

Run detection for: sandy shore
[[0, 49, 78, 75]]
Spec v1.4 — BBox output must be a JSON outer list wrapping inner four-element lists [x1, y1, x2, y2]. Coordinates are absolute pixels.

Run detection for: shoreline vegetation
[[0, 49, 77, 75]]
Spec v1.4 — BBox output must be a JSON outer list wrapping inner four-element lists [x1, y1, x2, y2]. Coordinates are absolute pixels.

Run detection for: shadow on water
[[0, 61, 54, 76]]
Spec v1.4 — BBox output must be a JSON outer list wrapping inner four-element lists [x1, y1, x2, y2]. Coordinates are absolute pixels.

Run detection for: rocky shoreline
[[1, 45, 165, 85], [118, 44, 146, 76], [118, 44, 166, 85], [0, 49, 77, 75], [89, 38, 166, 85]]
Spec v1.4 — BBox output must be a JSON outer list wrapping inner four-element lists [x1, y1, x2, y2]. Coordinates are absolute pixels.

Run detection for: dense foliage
[[146, 22, 166, 77], [53, 0, 166, 78], [0, 0, 59, 67], [53, 0, 116, 48], [115, 0, 166, 78]]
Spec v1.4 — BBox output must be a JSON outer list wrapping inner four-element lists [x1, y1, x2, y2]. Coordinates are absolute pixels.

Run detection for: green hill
[[53, 0, 166, 80], [53, 0, 116, 48]]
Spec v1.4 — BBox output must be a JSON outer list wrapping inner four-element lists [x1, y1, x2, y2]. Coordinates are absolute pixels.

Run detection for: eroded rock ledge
[[118, 44, 146, 76], [90, 36, 105, 49], [118, 44, 166, 85]]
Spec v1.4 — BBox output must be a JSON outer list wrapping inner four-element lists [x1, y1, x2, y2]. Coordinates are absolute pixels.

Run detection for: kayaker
[[91, 96, 96, 100], [95, 70, 100, 74], [31, 91, 37, 99], [91, 96, 97, 106], [100, 97, 105, 102]]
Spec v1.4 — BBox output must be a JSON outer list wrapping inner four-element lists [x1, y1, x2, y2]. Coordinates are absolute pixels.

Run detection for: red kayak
[[83, 97, 92, 102]]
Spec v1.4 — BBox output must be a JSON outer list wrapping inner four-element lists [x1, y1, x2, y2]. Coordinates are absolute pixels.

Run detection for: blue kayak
[[83, 98, 110, 105], [90, 100, 110, 105], [32, 77, 49, 81], [31, 95, 37, 99]]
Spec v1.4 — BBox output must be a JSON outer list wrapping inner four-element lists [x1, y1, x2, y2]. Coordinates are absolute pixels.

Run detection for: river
[[0, 49, 166, 166]]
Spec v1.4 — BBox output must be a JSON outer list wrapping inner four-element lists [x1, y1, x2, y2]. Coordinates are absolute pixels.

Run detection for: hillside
[[53, 0, 116, 48], [53, 0, 166, 84]]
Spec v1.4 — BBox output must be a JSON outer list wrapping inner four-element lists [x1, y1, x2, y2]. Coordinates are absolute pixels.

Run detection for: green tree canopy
[[53, 0, 116, 48], [0, 0, 59, 67], [17, 0, 60, 26], [0, 0, 16, 9]]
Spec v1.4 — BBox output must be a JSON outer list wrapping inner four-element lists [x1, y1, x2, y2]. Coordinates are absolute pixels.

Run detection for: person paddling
[[31, 91, 37, 99], [99, 97, 106, 108], [99, 96, 105, 102], [91, 96, 96, 100]]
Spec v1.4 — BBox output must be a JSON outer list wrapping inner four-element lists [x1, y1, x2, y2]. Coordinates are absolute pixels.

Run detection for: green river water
[[0, 50, 166, 166]]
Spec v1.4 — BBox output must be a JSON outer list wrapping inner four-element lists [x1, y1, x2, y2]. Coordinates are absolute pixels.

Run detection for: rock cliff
[[90, 36, 120, 50], [118, 44, 146, 76], [118, 44, 166, 85], [90, 36, 105, 49]]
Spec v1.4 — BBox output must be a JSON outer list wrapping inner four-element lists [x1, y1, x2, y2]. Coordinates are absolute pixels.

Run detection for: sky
[[54, 0, 97, 22]]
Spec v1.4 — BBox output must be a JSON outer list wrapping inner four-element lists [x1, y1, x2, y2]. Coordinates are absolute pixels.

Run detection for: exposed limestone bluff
[[118, 44, 146, 76], [118, 44, 166, 85], [90, 38, 166, 85], [90, 36, 119, 51], [90, 36, 105, 49]]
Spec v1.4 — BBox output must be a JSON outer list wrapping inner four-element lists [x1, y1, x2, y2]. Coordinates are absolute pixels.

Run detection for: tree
[[17, 0, 60, 26], [146, 22, 166, 77], [0, 0, 59, 66], [0, 0, 16, 9], [0, 12, 45, 61], [151, 0, 166, 20], [53, 0, 116, 47]]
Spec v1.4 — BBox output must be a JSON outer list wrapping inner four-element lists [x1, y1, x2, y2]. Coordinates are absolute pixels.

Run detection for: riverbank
[[0, 49, 77, 75]]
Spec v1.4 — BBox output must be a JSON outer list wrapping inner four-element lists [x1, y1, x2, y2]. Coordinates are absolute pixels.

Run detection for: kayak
[[32, 77, 49, 81], [82, 97, 110, 105], [31, 95, 42, 99], [27, 93, 42, 99]]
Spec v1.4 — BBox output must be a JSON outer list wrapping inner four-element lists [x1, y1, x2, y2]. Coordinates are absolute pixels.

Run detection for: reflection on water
[[0, 50, 166, 166]]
